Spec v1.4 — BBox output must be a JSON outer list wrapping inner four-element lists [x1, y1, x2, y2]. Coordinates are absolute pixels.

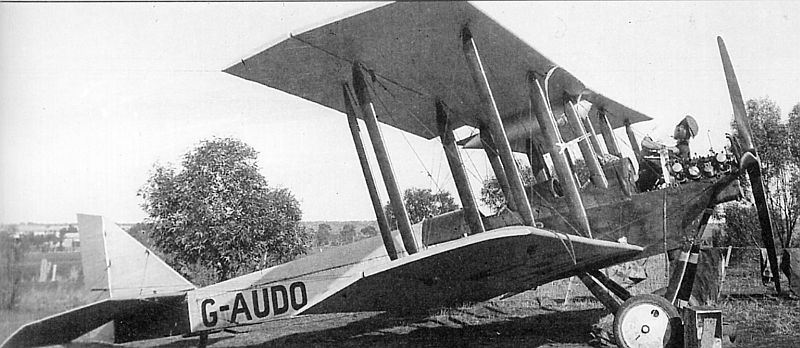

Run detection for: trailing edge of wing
[[224, 2, 651, 140]]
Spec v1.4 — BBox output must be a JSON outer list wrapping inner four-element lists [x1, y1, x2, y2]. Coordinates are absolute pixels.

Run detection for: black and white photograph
[[2, 2, 799, 347]]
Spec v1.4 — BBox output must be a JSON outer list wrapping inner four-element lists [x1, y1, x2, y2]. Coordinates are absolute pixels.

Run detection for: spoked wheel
[[614, 294, 682, 348]]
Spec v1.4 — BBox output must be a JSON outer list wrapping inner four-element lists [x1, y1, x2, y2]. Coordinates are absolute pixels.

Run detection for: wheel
[[614, 294, 682, 348]]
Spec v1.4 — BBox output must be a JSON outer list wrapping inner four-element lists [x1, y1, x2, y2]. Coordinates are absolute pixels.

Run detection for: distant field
[[18, 251, 82, 282]]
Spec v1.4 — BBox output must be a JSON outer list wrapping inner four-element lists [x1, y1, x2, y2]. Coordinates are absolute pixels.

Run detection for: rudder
[[77, 214, 195, 298]]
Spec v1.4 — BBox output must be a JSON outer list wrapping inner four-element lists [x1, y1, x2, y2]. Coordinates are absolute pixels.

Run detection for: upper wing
[[224, 2, 651, 140]]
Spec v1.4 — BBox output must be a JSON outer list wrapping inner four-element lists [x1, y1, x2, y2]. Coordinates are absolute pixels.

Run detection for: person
[[636, 115, 699, 191], [672, 115, 698, 159]]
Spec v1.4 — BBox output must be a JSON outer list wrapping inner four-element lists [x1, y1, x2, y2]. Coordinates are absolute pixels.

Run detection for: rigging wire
[[289, 35, 428, 99], [361, 76, 443, 194]]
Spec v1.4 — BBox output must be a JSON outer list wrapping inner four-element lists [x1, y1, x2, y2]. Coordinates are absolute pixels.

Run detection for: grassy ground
[[2, 254, 798, 347], [0, 282, 89, 340]]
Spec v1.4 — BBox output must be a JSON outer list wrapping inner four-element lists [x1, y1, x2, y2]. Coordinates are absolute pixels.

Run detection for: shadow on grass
[[223, 308, 607, 347], [64, 335, 231, 348]]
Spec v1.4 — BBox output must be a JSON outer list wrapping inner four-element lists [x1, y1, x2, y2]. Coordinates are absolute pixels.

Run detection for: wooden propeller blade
[[718, 36, 755, 153], [745, 155, 782, 294], [719, 37, 781, 293]]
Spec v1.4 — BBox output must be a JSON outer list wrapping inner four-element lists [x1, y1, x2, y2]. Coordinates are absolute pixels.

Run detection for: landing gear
[[613, 294, 681, 348], [197, 333, 208, 348]]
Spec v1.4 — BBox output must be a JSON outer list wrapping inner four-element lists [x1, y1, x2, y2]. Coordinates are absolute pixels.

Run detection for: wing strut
[[352, 63, 419, 255], [624, 120, 643, 161], [343, 83, 399, 260], [480, 129, 516, 211], [528, 72, 592, 238], [462, 26, 535, 226], [436, 100, 486, 235], [582, 115, 606, 157], [597, 108, 622, 157], [565, 99, 608, 189]]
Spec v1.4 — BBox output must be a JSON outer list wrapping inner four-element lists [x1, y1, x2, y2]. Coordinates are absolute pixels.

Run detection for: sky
[[1, 1, 799, 224]]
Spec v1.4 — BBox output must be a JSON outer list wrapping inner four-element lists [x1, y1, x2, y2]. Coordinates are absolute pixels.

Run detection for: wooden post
[[481, 129, 516, 211], [352, 62, 419, 255], [436, 100, 485, 235], [528, 74, 592, 238], [462, 26, 535, 227], [564, 99, 608, 189], [342, 83, 399, 260], [597, 108, 622, 157]]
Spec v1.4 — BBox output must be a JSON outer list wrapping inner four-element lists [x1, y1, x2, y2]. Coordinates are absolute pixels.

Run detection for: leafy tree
[[360, 225, 378, 238], [339, 224, 356, 245], [139, 137, 310, 282], [127, 222, 155, 248], [316, 223, 333, 247], [384, 188, 460, 228], [480, 157, 591, 214], [725, 98, 800, 248]]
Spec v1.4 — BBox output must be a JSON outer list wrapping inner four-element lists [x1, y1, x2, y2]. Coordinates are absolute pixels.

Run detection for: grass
[[720, 295, 800, 345], [0, 283, 90, 341], [1, 253, 798, 347]]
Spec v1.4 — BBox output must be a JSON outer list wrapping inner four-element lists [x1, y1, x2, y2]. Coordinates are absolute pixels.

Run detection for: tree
[[481, 164, 537, 214], [339, 224, 356, 245], [384, 188, 460, 228], [480, 159, 590, 214], [316, 223, 333, 247], [127, 222, 155, 249], [725, 97, 800, 248], [139, 137, 311, 282], [360, 225, 378, 238]]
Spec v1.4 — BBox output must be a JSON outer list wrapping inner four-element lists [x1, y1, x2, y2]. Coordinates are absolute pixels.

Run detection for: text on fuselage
[[200, 281, 307, 327]]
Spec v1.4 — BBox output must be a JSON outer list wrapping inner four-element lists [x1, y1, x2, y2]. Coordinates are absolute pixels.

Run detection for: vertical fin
[[77, 214, 195, 298]]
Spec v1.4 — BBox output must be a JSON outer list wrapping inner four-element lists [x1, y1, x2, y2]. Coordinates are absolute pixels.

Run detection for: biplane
[[3, 2, 779, 348]]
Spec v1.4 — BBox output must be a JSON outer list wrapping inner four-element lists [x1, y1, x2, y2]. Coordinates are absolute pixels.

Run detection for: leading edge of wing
[[304, 226, 642, 314], [223, 2, 651, 140]]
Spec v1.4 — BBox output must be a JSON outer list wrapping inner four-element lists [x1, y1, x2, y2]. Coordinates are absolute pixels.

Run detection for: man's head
[[674, 115, 698, 141]]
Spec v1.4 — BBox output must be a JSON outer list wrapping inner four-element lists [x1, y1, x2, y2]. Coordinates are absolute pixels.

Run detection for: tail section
[[77, 214, 195, 298]]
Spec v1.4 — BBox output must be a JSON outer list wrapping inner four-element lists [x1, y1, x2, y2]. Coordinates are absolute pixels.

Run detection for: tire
[[614, 294, 682, 348]]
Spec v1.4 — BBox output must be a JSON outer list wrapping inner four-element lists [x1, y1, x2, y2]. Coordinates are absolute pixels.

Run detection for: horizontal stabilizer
[[1, 295, 189, 347]]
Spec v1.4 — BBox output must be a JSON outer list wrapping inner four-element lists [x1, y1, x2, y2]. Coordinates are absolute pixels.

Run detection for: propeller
[[718, 36, 781, 294]]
